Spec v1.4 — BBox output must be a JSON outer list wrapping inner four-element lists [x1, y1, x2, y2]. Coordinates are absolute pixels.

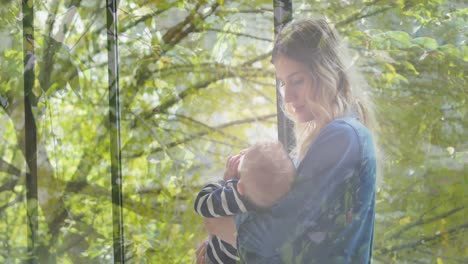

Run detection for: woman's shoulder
[[311, 117, 362, 146], [298, 118, 359, 169], [321, 116, 369, 136], [299, 117, 372, 167], [317, 117, 376, 162], [315, 116, 373, 148]]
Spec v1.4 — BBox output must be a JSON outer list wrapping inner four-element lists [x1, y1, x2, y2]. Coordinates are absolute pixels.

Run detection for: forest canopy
[[0, 0, 466, 263]]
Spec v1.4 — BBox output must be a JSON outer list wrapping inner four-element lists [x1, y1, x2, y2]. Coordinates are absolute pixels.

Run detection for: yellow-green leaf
[[399, 216, 411, 225], [413, 37, 439, 50]]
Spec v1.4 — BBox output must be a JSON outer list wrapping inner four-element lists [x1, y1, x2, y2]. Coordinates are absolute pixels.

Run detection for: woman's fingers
[[224, 152, 245, 180], [233, 153, 244, 171], [231, 154, 243, 167], [225, 155, 233, 168], [226, 151, 245, 168], [229, 155, 238, 170], [195, 238, 208, 264]]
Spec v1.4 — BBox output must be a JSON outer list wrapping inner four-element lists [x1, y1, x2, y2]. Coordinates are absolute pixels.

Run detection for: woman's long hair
[[272, 17, 376, 161]]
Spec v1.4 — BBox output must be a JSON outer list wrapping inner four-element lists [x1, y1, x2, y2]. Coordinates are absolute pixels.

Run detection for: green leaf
[[462, 45, 468, 62], [439, 44, 461, 58], [402, 61, 419, 75], [385, 31, 412, 49], [413, 37, 439, 50]]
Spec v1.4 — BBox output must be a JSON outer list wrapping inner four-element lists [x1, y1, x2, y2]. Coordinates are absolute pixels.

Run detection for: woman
[[204, 17, 377, 263]]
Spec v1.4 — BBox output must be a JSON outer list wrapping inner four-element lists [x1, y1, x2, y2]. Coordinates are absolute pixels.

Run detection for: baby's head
[[237, 142, 295, 209]]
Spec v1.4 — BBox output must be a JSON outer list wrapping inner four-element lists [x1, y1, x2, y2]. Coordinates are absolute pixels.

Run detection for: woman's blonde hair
[[272, 17, 376, 161]]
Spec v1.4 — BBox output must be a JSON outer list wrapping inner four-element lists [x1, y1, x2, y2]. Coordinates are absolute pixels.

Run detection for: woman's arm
[[203, 216, 237, 247]]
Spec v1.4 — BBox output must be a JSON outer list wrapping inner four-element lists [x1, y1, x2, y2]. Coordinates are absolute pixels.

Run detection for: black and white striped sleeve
[[194, 179, 249, 217]]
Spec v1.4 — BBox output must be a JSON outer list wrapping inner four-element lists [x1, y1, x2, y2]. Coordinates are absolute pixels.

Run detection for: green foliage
[[0, 0, 465, 263]]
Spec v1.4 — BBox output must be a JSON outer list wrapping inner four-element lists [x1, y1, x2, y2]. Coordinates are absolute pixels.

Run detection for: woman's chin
[[296, 114, 315, 123]]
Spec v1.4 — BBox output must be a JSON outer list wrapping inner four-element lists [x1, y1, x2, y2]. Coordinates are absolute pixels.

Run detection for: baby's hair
[[240, 142, 295, 208]]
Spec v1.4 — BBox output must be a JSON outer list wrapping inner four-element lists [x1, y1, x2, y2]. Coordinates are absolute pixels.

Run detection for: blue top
[[235, 117, 376, 263]]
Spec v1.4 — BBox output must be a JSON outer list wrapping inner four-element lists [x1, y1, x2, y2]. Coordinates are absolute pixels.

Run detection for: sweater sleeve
[[194, 179, 249, 218]]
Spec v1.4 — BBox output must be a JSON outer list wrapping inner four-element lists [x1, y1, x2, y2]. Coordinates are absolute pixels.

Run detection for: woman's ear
[[237, 180, 245, 196]]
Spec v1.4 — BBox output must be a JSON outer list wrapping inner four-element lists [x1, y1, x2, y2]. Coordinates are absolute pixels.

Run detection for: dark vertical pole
[[273, 0, 295, 151], [22, 0, 38, 263], [106, 0, 125, 263]]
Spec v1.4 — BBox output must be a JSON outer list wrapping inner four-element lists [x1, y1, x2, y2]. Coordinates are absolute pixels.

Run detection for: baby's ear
[[237, 180, 245, 195]]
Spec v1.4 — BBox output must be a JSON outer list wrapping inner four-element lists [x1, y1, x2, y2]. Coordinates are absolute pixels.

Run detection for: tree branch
[[151, 113, 276, 152], [204, 28, 272, 42], [217, 8, 273, 15], [336, 6, 394, 28], [119, 6, 172, 33], [0, 193, 23, 215], [162, 2, 219, 48], [147, 54, 274, 117], [335, 0, 421, 29], [378, 222, 468, 254], [390, 206, 465, 240], [0, 158, 25, 193], [127, 113, 277, 159], [174, 113, 249, 146]]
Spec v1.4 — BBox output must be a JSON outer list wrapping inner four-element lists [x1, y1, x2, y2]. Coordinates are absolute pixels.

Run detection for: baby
[[194, 142, 295, 264]]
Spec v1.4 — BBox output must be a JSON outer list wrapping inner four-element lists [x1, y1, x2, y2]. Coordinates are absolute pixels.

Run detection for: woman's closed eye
[[279, 78, 304, 88], [291, 78, 305, 87]]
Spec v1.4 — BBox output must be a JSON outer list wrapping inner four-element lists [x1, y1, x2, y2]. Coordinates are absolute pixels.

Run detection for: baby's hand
[[223, 153, 243, 181]]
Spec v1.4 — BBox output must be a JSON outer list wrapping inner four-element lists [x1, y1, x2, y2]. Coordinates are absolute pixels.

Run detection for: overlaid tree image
[[0, 0, 465, 263]]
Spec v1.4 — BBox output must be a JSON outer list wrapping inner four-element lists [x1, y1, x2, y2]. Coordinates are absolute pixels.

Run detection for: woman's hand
[[204, 216, 237, 247], [223, 154, 243, 181], [195, 237, 209, 264]]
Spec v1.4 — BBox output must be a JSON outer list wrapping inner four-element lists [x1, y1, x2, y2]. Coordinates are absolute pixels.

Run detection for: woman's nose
[[283, 86, 295, 103]]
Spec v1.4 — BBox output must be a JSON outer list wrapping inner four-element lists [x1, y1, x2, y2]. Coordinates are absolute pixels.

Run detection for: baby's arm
[[194, 153, 249, 217], [194, 179, 249, 217]]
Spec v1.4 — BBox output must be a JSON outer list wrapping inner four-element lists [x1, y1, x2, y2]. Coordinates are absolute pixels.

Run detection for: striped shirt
[[194, 179, 251, 264]]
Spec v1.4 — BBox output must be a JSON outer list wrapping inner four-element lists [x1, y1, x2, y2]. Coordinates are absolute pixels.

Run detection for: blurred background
[[0, 0, 466, 263]]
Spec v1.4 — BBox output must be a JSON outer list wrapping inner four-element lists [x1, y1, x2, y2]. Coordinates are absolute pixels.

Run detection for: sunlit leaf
[[413, 37, 439, 50]]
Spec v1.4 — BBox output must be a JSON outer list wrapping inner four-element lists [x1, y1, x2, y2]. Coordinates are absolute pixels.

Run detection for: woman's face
[[274, 56, 315, 123]]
